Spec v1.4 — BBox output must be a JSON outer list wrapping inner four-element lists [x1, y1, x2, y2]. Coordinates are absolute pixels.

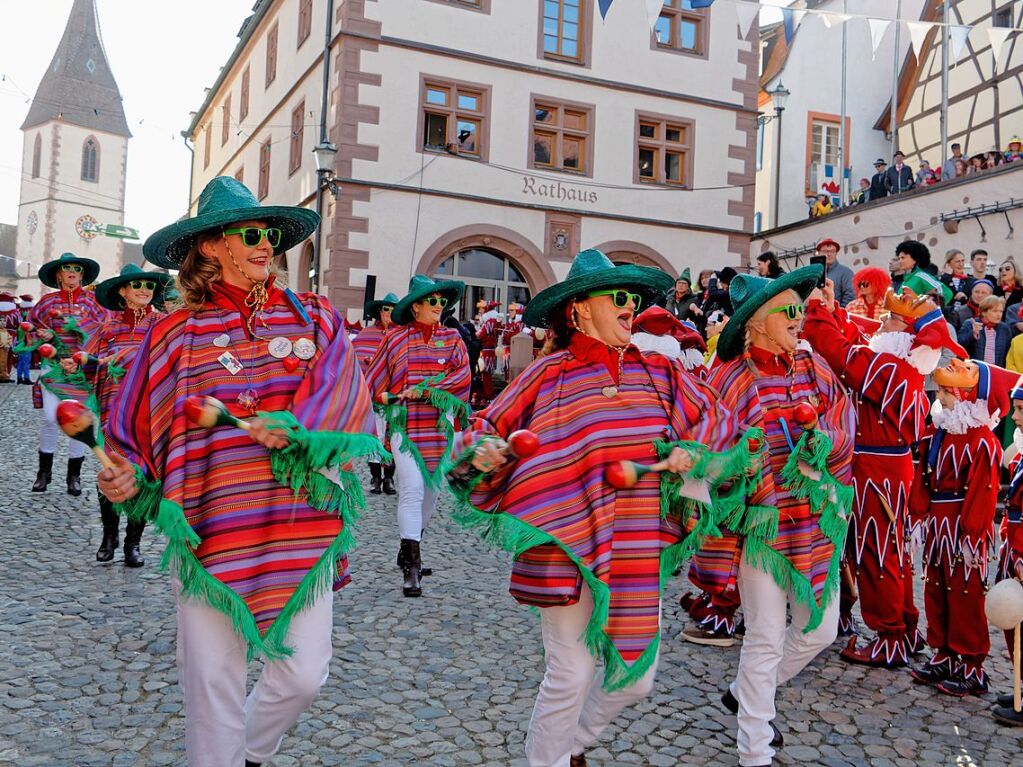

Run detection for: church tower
[[15, 0, 131, 295]]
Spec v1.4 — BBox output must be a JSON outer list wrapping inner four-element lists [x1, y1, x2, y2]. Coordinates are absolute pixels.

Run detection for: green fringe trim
[[107, 360, 126, 384], [259, 410, 386, 516], [448, 430, 763, 692], [112, 464, 164, 523], [728, 429, 853, 633]]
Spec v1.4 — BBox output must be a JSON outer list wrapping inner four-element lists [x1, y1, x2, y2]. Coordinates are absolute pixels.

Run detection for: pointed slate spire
[[21, 0, 130, 137]]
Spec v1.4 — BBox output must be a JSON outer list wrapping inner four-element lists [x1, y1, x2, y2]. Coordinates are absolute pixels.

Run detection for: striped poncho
[[85, 308, 163, 432], [26, 288, 108, 400], [699, 347, 855, 629], [366, 322, 471, 485], [451, 332, 744, 690], [351, 323, 387, 369], [105, 281, 376, 658]]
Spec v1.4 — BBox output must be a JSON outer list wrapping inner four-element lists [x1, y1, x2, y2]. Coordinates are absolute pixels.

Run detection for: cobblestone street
[[0, 385, 1020, 766]]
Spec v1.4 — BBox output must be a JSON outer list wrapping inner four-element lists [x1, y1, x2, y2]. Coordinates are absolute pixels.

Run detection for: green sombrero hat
[[38, 252, 101, 289], [393, 276, 465, 325], [365, 292, 400, 321], [143, 176, 320, 269], [716, 264, 823, 362], [95, 263, 174, 311], [522, 248, 674, 328]]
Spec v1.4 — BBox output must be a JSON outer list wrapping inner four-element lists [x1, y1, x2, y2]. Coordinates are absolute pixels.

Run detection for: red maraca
[[793, 401, 819, 431], [48, 307, 62, 320], [184, 395, 252, 431], [38, 343, 57, 359], [72, 351, 91, 365], [55, 399, 114, 469], [747, 434, 764, 453], [507, 429, 539, 459], [19, 321, 33, 333]]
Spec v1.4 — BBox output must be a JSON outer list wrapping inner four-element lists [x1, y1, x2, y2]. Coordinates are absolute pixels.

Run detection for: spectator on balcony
[[987, 150, 1005, 169], [885, 151, 915, 194], [897, 240, 952, 304], [941, 142, 964, 180], [940, 249, 972, 307], [816, 237, 855, 307], [950, 279, 994, 331], [869, 159, 888, 200], [1005, 136, 1023, 163], [915, 160, 938, 187], [756, 251, 784, 278], [971, 248, 997, 284], [967, 154, 986, 174], [953, 158, 968, 178], [959, 295, 1010, 368], [851, 178, 870, 205], [811, 194, 833, 218], [997, 258, 1023, 307]]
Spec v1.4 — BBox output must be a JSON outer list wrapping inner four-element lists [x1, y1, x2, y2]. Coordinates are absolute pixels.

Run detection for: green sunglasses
[[127, 280, 157, 291], [422, 296, 449, 308], [61, 264, 84, 274], [587, 289, 643, 311], [767, 303, 805, 321], [223, 226, 283, 248]]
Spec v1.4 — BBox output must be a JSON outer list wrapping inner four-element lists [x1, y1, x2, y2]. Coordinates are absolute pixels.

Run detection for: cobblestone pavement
[[1, 385, 1021, 766]]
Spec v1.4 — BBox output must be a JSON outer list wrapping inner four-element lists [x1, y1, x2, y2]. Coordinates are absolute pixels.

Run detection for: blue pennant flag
[[689, 0, 716, 7], [781, 7, 798, 42], [598, 0, 614, 18]]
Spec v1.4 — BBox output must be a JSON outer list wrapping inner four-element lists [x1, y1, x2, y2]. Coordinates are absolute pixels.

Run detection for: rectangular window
[[654, 0, 708, 57], [298, 0, 312, 46], [428, 0, 487, 8], [756, 120, 765, 171], [265, 22, 279, 88], [258, 137, 271, 200], [995, 5, 1013, 27], [530, 97, 594, 176], [542, 0, 586, 63], [240, 66, 250, 121], [419, 77, 489, 159], [810, 121, 840, 167], [221, 95, 231, 146], [203, 124, 211, 169], [635, 113, 693, 187], [290, 101, 305, 175]]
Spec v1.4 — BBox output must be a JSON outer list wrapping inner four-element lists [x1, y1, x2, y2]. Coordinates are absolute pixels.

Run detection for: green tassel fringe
[[113, 464, 164, 523]]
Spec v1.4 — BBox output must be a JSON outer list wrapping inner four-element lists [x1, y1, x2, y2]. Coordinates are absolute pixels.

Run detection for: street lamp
[[758, 81, 790, 229], [310, 140, 339, 294]]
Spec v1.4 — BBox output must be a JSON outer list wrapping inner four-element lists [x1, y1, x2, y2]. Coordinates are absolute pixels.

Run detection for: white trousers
[[39, 386, 85, 458], [525, 585, 659, 767], [731, 550, 839, 767], [368, 413, 390, 466], [174, 581, 334, 767], [391, 431, 439, 541]]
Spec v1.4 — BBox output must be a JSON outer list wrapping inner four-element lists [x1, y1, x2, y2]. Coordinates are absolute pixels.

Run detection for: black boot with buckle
[[382, 464, 396, 495], [96, 494, 119, 562], [401, 539, 422, 597], [123, 519, 145, 568], [32, 451, 53, 492], [67, 456, 84, 497], [369, 462, 382, 494]]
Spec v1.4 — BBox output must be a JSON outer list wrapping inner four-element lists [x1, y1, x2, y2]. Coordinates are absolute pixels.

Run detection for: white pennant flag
[[735, 0, 760, 39], [820, 12, 850, 29], [868, 18, 891, 60], [949, 24, 972, 62], [644, 0, 662, 32], [988, 27, 1014, 65], [906, 20, 934, 60]]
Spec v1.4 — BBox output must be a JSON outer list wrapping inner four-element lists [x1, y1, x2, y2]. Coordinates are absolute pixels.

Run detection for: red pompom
[[48, 308, 62, 319], [19, 321, 32, 332], [793, 402, 818, 429], [38, 343, 56, 359], [507, 430, 539, 458], [55, 399, 87, 428]]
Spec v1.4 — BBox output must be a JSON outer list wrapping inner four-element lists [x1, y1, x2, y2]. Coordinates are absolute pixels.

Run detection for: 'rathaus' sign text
[[521, 176, 598, 204]]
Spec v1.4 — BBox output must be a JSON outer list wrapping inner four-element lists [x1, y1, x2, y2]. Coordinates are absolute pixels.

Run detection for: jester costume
[[0, 291, 20, 382], [802, 291, 956, 666], [450, 250, 751, 767], [23, 253, 108, 495], [366, 275, 470, 597], [477, 301, 501, 400], [500, 304, 523, 378], [908, 361, 1008, 696], [353, 292, 399, 496]]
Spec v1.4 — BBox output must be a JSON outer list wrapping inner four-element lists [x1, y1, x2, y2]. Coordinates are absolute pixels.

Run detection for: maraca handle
[[220, 411, 252, 431], [92, 445, 115, 470]]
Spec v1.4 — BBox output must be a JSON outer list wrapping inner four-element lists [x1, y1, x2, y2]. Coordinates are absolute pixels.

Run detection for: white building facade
[[188, 0, 758, 318]]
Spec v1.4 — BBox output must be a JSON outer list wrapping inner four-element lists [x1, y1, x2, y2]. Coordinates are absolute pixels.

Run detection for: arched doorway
[[434, 247, 532, 320], [296, 242, 314, 292]]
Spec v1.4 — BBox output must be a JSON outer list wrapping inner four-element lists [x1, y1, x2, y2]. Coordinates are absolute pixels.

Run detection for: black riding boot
[[67, 456, 84, 496], [369, 462, 382, 494], [397, 539, 432, 576], [124, 518, 145, 568], [401, 539, 422, 597], [32, 451, 53, 492], [382, 463, 396, 495], [96, 494, 119, 562]]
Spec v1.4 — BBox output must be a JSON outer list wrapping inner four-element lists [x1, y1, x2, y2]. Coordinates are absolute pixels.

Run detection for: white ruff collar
[[632, 332, 682, 361], [931, 398, 998, 434], [867, 331, 940, 375]]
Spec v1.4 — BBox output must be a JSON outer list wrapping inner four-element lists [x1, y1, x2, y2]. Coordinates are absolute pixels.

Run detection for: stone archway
[[416, 225, 555, 293], [592, 240, 674, 275]]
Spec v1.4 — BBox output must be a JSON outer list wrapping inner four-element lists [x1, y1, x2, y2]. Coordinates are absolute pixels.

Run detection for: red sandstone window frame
[[265, 22, 279, 89], [417, 75, 491, 162], [633, 112, 694, 188], [221, 95, 231, 146], [538, 0, 592, 67], [258, 137, 272, 200], [203, 124, 212, 169], [298, 0, 313, 47], [290, 101, 305, 176], [651, 0, 710, 59], [240, 66, 251, 121], [528, 95, 595, 178]]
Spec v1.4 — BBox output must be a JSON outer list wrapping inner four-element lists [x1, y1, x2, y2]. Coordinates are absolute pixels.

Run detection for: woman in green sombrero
[[448, 248, 750, 766], [23, 252, 107, 495], [83, 263, 173, 567], [701, 265, 856, 767], [365, 275, 471, 597], [95, 176, 379, 767], [353, 292, 399, 495]]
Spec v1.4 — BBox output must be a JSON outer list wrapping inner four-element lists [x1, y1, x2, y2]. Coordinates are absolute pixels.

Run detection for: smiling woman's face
[[200, 219, 273, 287]]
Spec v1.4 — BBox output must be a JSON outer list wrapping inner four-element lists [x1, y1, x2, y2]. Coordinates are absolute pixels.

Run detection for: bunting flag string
[[949, 24, 972, 63], [868, 18, 892, 60], [988, 27, 1014, 65], [906, 20, 934, 62]]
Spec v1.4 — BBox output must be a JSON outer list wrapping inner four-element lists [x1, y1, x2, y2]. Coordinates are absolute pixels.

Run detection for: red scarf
[[209, 275, 281, 322], [412, 320, 436, 343], [747, 345, 792, 377], [569, 332, 639, 384]]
